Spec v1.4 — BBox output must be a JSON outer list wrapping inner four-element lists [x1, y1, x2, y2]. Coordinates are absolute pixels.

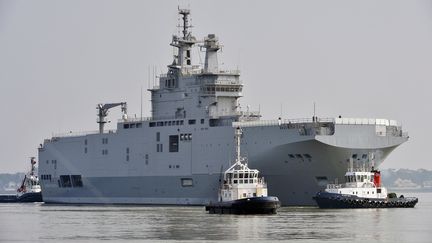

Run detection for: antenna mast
[[235, 127, 242, 164], [140, 86, 143, 121], [178, 8, 191, 38]]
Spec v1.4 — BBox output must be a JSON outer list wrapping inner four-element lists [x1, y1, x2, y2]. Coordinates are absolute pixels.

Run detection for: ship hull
[[39, 122, 408, 206], [205, 196, 281, 214], [0, 192, 43, 203], [313, 191, 418, 208]]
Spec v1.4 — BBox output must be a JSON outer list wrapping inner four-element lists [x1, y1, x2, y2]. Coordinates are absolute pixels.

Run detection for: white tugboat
[[313, 155, 418, 208], [205, 127, 281, 214], [0, 157, 43, 203]]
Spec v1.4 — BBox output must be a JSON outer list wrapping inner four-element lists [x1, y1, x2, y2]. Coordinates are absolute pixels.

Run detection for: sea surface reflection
[[1, 192, 431, 242]]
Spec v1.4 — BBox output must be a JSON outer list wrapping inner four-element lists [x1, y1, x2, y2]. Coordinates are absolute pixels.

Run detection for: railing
[[119, 116, 154, 123], [180, 68, 240, 76], [335, 117, 400, 126], [52, 129, 116, 138], [233, 117, 334, 128]]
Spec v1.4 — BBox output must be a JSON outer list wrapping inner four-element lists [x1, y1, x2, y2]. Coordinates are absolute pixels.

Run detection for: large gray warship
[[38, 9, 408, 205]]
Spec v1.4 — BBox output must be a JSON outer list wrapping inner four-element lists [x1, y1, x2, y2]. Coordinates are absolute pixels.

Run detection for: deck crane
[[97, 102, 127, 133]]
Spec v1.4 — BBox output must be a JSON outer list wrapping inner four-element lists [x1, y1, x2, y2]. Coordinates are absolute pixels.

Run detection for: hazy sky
[[1, 0, 431, 172]]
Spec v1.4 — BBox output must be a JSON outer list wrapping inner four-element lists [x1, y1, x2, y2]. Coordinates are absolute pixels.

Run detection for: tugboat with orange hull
[[205, 127, 281, 214], [313, 156, 418, 209], [0, 157, 43, 203]]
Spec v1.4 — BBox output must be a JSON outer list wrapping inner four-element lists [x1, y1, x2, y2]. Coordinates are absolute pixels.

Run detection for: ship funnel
[[204, 34, 220, 73]]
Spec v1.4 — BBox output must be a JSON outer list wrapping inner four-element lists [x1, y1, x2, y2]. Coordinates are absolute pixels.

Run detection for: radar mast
[[170, 8, 198, 71]]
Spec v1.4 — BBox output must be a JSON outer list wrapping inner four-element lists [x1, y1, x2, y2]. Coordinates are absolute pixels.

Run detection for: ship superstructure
[[38, 9, 408, 205]]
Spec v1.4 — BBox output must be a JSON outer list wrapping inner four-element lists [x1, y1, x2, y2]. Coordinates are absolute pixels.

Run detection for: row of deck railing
[[51, 117, 405, 138], [51, 130, 115, 138], [234, 117, 401, 127]]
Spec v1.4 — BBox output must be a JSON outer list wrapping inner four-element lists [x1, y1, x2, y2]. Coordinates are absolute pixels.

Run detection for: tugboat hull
[[206, 196, 281, 214], [0, 192, 43, 203], [313, 192, 418, 209]]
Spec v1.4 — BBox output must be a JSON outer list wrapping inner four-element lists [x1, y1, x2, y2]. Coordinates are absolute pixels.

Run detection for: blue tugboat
[[205, 128, 281, 214], [313, 156, 418, 209], [0, 157, 43, 203]]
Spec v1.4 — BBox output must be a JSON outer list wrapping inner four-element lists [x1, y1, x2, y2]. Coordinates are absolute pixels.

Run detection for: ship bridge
[[149, 8, 256, 124]]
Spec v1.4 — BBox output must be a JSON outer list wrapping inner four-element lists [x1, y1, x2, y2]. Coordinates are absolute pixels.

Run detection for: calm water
[[1, 192, 431, 242]]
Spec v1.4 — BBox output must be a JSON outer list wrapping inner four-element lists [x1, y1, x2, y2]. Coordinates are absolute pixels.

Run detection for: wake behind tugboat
[[205, 127, 281, 214], [313, 155, 418, 209], [0, 157, 43, 203]]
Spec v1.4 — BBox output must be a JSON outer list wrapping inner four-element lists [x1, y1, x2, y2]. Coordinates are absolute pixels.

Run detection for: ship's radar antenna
[[97, 102, 128, 133], [178, 7, 192, 38]]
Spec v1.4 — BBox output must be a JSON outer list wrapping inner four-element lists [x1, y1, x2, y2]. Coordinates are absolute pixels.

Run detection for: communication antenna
[[280, 103, 283, 118], [152, 66, 155, 86], [313, 102, 316, 117], [148, 66, 150, 89], [140, 85, 143, 121]]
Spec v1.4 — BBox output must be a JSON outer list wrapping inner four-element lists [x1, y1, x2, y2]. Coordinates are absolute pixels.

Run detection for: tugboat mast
[[235, 127, 242, 165]]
